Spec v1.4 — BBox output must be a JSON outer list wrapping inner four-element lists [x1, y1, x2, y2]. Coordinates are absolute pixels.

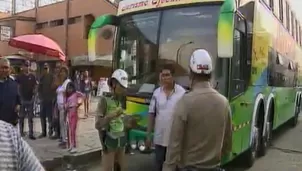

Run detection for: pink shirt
[[66, 91, 84, 113]]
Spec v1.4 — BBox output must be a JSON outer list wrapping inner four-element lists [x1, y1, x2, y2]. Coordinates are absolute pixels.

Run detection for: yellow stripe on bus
[[232, 121, 251, 131], [126, 97, 146, 104]]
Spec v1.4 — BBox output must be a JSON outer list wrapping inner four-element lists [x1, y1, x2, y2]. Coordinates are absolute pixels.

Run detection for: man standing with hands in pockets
[[163, 49, 232, 171], [146, 64, 186, 171]]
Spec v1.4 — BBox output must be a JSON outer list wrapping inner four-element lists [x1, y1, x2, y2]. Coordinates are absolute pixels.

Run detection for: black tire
[[258, 104, 274, 157], [241, 148, 255, 168], [290, 102, 300, 127], [258, 121, 272, 157], [242, 127, 260, 168]]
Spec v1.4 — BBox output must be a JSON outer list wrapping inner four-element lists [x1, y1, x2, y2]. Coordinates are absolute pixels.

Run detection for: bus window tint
[[158, 6, 220, 78], [118, 12, 160, 85]]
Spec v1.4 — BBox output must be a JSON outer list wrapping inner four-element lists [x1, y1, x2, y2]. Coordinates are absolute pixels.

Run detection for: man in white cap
[[163, 49, 232, 171]]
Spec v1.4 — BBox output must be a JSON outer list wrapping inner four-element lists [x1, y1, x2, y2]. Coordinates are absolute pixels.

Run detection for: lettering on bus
[[151, 0, 182, 7], [121, 0, 149, 12], [121, 0, 184, 12]]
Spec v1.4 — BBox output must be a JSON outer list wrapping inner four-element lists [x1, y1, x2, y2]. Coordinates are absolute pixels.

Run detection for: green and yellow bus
[[88, 0, 302, 167]]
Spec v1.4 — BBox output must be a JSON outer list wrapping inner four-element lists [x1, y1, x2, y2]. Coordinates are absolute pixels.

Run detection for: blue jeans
[[19, 100, 34, 136], [155, 145, 167, 171]]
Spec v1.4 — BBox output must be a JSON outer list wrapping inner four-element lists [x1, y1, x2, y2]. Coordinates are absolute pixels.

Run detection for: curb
[[42, 147, 102, 171]]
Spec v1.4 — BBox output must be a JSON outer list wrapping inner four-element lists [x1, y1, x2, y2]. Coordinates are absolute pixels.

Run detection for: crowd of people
[[95, 49, 232, 171], [0, 57, 96, 170], [0, 58, 93, 147], [0, 48, 232, 171]]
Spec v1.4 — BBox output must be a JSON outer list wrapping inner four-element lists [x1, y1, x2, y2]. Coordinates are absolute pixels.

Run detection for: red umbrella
[[8, 34, 65, 61]]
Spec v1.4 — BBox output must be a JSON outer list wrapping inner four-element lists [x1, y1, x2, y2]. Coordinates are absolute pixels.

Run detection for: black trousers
[[52, 100, 60, 137], [19, 100, 34, 136], [155, 145, 167, 171], [40, 100, 53, 135]]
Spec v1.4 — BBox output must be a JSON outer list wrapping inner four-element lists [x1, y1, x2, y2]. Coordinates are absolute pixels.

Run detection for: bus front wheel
[[241, 126, 260, 168]]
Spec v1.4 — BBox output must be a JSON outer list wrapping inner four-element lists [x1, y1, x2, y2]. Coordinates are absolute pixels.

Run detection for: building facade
[[0, 0, 116, 60], [0, 0, 117, 79]]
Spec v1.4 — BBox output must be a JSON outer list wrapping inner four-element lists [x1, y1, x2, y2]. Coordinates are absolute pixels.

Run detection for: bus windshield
[[116, 5, 220, 94]]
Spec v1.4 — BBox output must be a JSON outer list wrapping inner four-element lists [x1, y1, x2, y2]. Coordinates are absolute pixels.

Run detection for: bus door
[[229, 12, 252, 154]]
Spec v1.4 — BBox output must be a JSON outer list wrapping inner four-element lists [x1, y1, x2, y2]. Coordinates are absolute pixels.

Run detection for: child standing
[[65, 82, 84, 153]]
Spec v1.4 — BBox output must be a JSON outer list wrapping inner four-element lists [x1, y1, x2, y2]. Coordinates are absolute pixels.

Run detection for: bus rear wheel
[[258, 120, 272, 157]]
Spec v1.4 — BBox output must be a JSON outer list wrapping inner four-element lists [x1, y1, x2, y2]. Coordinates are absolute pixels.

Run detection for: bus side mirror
[[101, 28, 114, 40], [88, 15, 120, 61], [217, 1, 235, 58]]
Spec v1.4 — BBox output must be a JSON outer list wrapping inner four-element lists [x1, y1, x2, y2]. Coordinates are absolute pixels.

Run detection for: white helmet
[[110, 69, 128, 88], [189, 49, 213, 74]]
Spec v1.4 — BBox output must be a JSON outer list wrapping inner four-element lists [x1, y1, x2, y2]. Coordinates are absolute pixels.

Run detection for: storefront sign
[[0, 26, 12, 41]]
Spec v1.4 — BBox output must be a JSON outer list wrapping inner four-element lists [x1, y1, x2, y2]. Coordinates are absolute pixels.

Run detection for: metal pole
[[11, 0, 16, 15], [34, 0, 38, 33], [64, 0, 70, 58]]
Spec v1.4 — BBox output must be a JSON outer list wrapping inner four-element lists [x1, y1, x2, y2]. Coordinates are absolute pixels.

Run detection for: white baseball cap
[[189, 49, 213, 74]]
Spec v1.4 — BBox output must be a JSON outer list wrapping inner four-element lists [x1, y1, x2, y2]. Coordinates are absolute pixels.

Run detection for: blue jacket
[[0, 76, 20, 125]]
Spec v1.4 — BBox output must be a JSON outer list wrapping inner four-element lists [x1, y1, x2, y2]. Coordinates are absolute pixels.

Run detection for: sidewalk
[[23, 97, 102, 170]]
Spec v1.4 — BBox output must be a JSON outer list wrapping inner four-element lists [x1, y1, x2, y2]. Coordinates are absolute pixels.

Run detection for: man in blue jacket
[[0, 58, 20, 126]]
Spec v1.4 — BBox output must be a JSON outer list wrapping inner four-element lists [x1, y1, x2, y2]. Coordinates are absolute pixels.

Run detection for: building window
[[269, 0, 274, 11], [285, 2, 290, 31], [279, 0, 283, 22], [36, 22, 48, 29], [50, 19, 64, 27], [84, 14, 95, 39], [68, 16, 81, 25]]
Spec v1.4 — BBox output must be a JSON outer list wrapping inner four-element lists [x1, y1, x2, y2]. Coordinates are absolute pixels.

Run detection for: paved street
[[68, 117, 302, 171], [22, 98, 302, 171]]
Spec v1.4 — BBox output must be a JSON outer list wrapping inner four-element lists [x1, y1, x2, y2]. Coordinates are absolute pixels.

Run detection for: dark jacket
[[39, 73, 55, 102], [0, 76, 20, 125]]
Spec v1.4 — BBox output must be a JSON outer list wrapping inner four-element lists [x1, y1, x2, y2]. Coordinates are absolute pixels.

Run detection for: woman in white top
[[56, 66, 71, 148]]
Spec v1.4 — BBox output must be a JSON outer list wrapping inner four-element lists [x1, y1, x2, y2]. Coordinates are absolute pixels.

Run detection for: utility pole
[[64, 0, 70, 58], [35, 0, 39, 33], [11, 0, 16, 15]]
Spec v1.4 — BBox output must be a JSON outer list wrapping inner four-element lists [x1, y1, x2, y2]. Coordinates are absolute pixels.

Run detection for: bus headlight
[[138, 140, 146, 152], [130, 141, 137, 149]]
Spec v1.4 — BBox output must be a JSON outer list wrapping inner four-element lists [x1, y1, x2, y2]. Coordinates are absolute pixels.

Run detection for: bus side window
[[229, 12, 249, 99], [230, 29, 245, 99]]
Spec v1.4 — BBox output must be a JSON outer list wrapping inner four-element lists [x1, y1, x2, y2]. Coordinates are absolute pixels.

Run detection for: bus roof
[[117, 0, 224, 15]]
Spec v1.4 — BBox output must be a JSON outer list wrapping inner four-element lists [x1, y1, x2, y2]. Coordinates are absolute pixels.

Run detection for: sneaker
[[28, 135, 36, 140], [58, 142, 67, 149], [70, 148, 77, 154], [48, 131, 53, 137], [49, 135, 59, 140], [38, 134, 46, 139]]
